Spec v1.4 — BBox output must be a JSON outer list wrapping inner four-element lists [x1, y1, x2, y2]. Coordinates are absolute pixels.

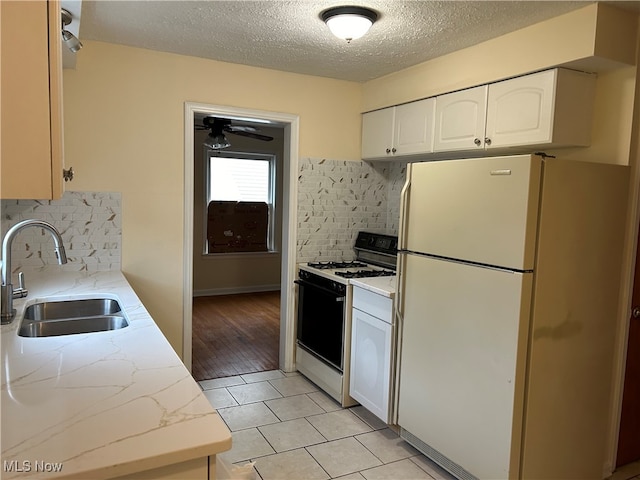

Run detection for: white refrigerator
[[395, 154, 629, 480]]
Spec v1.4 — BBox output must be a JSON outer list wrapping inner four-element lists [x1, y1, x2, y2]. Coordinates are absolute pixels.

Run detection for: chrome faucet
[[1, 220, 68, 324]]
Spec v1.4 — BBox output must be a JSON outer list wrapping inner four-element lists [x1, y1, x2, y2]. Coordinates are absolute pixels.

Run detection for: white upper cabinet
[[485, 69, 595, 149], [484, 70, 555, 149], [362, 107, 395, 159], [433, 68, 596, 154], [433, 85, 488, 152], [394, 99, 436, 156], [362, 98, 435, 160]]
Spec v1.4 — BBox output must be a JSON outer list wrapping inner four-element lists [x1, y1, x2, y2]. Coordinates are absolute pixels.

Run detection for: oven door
[[295, 278, 346, 371]]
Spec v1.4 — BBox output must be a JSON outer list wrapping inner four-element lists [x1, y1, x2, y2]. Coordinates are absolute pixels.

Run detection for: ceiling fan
[[195, 116, 274, 149]]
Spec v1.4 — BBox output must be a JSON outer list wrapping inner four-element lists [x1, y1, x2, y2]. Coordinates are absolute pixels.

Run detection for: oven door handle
[[294, 279, 346, 302]]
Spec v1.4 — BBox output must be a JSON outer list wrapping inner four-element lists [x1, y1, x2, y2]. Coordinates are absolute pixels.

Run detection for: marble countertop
[[1, 268, 231, 479], [349, 276, 396, 298]]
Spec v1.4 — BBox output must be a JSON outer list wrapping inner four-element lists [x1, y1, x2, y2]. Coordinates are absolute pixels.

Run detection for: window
[[205, 150, 276, 254]]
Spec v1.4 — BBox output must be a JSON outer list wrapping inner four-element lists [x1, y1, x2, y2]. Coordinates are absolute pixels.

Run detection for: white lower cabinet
[[350, 286, 394, 423]]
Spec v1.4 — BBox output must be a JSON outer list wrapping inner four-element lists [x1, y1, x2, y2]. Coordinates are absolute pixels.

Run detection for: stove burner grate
[[307, 261, 367, 269], [335, 269, 395, 279]]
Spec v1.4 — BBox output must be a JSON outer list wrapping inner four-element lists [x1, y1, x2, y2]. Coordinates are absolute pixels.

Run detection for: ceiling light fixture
[[61, 8, 83, 53], [321, 6, 378, 43]]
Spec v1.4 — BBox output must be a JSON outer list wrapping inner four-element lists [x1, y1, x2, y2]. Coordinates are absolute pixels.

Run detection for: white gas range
[[295, 232, 397, 407]]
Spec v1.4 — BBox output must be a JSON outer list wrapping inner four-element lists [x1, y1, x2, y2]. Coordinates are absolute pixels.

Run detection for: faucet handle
[[12, 271, 28, 299]]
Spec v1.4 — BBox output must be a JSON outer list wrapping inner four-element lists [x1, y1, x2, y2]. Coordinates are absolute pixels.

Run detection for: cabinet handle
[[63, 167, 74, 182], [484, 137, 492, 146], [474, 138, 481, 146], [386, 148, 391, 154], [633, 306, 640, 319], [391, 148, 397, 154]]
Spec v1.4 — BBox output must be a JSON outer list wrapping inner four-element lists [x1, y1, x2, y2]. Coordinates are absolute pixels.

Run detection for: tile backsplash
[[1, 192, 121, 274], [296, 158, 406, 263], [1, 166, 405, 273]]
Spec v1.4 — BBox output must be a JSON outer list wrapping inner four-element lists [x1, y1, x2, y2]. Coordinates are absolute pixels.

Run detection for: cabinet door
[[433, 85, 488, 152], [485, 69, 555, 149], [393, 98, 435, 156], [362, 107, 394, 159], [350, 306, 392, 422], [1, 0, 63, 200], [112, 457, 209, 479]]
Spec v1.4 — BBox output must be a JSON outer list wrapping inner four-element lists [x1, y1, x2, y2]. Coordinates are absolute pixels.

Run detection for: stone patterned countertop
[[349, 275, 396, 298], [1, 268, 231, 479]]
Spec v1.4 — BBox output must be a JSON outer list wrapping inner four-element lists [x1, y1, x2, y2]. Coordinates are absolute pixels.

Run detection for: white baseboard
[[193, 284, 281, 297]]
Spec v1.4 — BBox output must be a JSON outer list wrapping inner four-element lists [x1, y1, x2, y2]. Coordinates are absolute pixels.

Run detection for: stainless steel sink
[[18, 298, 129, 337]]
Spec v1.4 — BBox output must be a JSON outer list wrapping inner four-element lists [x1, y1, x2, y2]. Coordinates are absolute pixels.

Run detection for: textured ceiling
[[78, 1, 639, 83]]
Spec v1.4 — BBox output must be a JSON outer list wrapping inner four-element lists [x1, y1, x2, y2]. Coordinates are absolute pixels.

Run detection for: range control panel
[[354, 231, 398, 256]]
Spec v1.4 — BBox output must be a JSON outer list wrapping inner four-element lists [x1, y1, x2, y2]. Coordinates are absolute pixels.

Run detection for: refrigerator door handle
[[398, 163, 412, 251], [391, 252, 405, 426], [394, 253, 405, 323], [393, 165, 411, 426]]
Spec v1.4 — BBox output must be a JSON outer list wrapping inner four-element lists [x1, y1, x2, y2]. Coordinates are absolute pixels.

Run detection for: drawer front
[[353, 286, 393, 323]]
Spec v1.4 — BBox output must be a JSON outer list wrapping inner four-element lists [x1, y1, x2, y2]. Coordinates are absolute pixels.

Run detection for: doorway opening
[[192, 291, 280, 380], [183, 103, 299, 379]]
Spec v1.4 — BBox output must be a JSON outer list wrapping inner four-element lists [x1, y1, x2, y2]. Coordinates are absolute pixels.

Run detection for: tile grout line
[[204, 371, 449, 479], [303, 445, 337, 480]]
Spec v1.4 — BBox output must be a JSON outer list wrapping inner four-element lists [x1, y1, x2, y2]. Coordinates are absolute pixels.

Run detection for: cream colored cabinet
[[111, 456, 211, 479], [1, 0, 65, 200], [362, 98, 435, 159], [434, 68, 596, 153]]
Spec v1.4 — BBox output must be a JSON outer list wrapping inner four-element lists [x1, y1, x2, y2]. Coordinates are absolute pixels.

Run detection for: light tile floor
[[200, 370, 456, 480], [202, 370, 640, 479]]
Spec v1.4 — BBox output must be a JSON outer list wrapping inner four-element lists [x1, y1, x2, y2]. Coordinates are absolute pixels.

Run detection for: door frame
[[183, 102, 299, 373], [615, 216, 640, 468], [610, 178, 640, 472], [609, 72, 640, 471]]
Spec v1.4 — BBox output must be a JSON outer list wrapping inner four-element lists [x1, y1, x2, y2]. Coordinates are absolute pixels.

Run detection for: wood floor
[[192, 291, 280, 381]]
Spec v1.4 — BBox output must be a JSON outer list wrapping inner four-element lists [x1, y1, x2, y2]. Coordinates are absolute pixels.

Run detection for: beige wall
[[63, 4, 639, 361], [557, 66, 637, 165], [63, 41, 363, 356], [362, 3, 637, 111]]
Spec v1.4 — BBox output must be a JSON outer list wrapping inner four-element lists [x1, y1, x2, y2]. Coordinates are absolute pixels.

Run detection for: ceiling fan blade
[[225, 125, 258, 133], [194, 124, 209, 130], [230, 130, 274, 142]]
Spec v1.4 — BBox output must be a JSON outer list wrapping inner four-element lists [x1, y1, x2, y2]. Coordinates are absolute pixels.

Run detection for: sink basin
[[18, 298, 129, 337]]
